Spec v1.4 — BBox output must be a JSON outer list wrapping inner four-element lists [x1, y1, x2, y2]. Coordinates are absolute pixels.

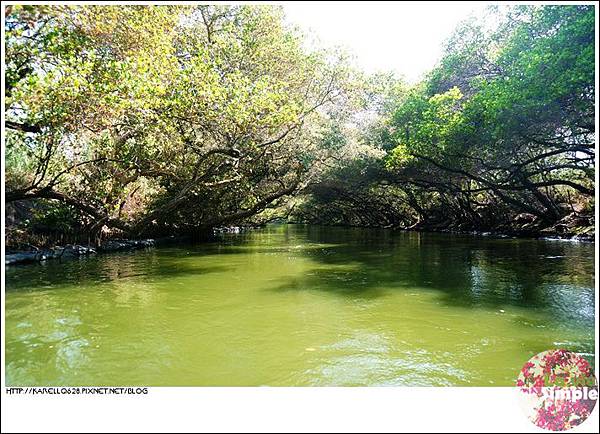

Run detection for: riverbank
[[403, 213, 595, 242], [5, 239, 156, 266], [5, 220, 594, 267], [292, 210, 595, 242], [4, 226, 259, 266]]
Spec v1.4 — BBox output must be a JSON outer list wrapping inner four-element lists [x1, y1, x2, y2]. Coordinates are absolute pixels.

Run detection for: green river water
[[4, 224, 595, 386]]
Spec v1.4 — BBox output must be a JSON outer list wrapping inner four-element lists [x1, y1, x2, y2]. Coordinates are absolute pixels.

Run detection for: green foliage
[[28, 201, 82, 233], [5, 5, 595, 238], [5, 5, 357, 237], [299, 5, 595, 231]]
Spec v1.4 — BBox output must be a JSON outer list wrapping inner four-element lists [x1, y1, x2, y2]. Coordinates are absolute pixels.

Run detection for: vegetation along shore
[[5, 5, 595, 258]]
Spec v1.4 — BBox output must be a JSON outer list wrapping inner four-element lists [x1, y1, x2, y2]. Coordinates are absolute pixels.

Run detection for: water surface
[[5, 224, 595, 386]]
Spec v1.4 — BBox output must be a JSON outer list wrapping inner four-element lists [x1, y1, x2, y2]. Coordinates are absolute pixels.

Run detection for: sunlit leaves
[[5, 5, 355, 232]]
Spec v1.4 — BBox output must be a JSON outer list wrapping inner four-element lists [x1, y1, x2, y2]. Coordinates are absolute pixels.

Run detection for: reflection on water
[[5, 224, 595, 386]]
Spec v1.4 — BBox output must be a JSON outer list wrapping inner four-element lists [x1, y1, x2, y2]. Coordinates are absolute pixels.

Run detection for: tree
[[297, 5, 595, 233], [5, 5, 354, 240]]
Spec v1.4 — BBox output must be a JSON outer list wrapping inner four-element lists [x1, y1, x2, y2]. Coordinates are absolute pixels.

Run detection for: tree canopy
[[294, 5, 595, 235], [4, 5, 596, 244]]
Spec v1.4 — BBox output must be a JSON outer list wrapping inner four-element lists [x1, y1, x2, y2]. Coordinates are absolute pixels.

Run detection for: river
[[4, 224, 595, 386]]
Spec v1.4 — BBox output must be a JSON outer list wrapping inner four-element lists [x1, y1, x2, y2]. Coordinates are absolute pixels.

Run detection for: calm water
[[4, 224, 595, 386]]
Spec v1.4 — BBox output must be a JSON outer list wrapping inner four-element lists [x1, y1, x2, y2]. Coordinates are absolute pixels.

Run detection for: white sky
[[283, 1, 491, 83]]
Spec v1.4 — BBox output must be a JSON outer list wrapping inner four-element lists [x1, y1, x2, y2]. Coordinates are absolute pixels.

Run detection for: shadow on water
[[263, 225, 595, 329], [5, 224, 594, 327], [4, 248, 234, 292], [6, 225, 594, 323], [3, 223, 595, 385], [7, 224, 594, 324]]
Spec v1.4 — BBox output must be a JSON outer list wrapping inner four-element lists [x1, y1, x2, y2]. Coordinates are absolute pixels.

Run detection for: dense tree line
[[294, 5, 595, 235], [4, 5, 596, 245], [5, 5, 360, 243]]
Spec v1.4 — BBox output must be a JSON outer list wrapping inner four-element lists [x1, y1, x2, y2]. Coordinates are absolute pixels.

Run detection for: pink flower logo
[[517, 349, 597, 431]]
